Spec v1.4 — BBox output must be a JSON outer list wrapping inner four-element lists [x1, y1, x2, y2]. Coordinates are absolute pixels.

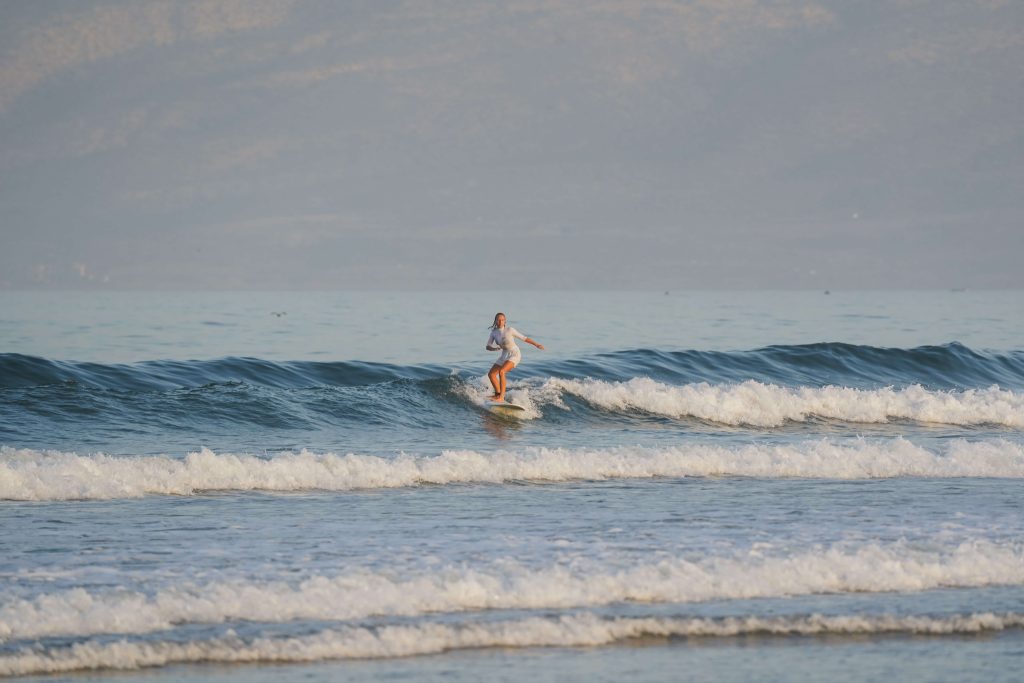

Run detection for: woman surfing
[[485, 312, 544, 402]]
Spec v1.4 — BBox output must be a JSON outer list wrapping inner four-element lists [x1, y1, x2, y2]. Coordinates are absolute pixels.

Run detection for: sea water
[[0, 290, 1022, 681]]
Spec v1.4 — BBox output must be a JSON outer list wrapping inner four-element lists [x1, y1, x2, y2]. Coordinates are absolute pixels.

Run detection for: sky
[[0, 0, 1021, 290]]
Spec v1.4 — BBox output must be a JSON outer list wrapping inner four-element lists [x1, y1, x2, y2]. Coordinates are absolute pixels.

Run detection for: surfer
[[486, 312, 544, 402]]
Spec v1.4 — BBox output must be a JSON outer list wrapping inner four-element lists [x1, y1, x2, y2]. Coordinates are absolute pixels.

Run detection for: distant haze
[[1, 1, 1021, 290]]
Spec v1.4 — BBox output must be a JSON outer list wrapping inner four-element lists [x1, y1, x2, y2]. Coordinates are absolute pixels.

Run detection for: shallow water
[[1, 290, 1022, 680]]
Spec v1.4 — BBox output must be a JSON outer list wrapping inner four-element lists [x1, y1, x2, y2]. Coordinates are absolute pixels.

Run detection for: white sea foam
[[2, 611, 1023, 676], [459, 378, 543, 418], [541, 377, 1024, 428], [2, 439, 1023, 501], [2, 539, 1022, 643]]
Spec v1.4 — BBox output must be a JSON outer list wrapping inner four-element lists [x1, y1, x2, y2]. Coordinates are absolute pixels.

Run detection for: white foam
[[2, 611, 1023, 675], [458, 377, 543, 418], [3, 539, 1023, 642], [542, 377, 1024, 428], [2, 439, 1023, 501]]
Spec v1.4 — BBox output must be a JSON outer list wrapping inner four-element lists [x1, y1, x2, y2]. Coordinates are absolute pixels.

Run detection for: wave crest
[[3, 439, 1024, 501], [3, 539, 1023, 643], [3, 343, 1023, 391], [542, 377, 1024, 427], [4, 611, 1024, 675]]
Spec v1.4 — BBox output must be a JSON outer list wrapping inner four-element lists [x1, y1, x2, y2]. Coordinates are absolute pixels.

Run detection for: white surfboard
[[480, 398, 526, 414]]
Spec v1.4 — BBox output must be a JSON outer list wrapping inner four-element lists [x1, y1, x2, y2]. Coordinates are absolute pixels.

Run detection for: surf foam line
[[3, 438, 1024, 501], [539, 377, 1024, 428], [3, 611, 1023, 676], [3, 539, 1023, 643]]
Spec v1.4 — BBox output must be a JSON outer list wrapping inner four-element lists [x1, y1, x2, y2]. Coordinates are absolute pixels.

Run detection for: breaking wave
[[540, 377, 1024, 427], [4, 611, 1023, 676], [3, 438, 1024, 500], [3, 343, 1022, 391], [3, 345, 1022, 453], [3, 539, 1023, 644]]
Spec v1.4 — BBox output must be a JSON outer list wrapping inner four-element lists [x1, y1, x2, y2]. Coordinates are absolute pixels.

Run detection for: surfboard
[[481, 399, 526, 414], [489, 401, 525, 411]]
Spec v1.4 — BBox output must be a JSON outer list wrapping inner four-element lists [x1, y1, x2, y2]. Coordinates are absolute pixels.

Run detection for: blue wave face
[[3, 343, 1023, 390], [0, 354, 449, 391], [2, 343, 1023, 455], [526, 342, 1024, 390]]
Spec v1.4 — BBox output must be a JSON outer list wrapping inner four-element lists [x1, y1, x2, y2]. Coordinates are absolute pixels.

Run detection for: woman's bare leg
[[488, 365, 502, 397], [494, 360, 516, 401]]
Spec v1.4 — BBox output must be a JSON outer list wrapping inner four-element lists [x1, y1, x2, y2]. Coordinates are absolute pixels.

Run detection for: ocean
[[1, 290, 1022, 681]]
